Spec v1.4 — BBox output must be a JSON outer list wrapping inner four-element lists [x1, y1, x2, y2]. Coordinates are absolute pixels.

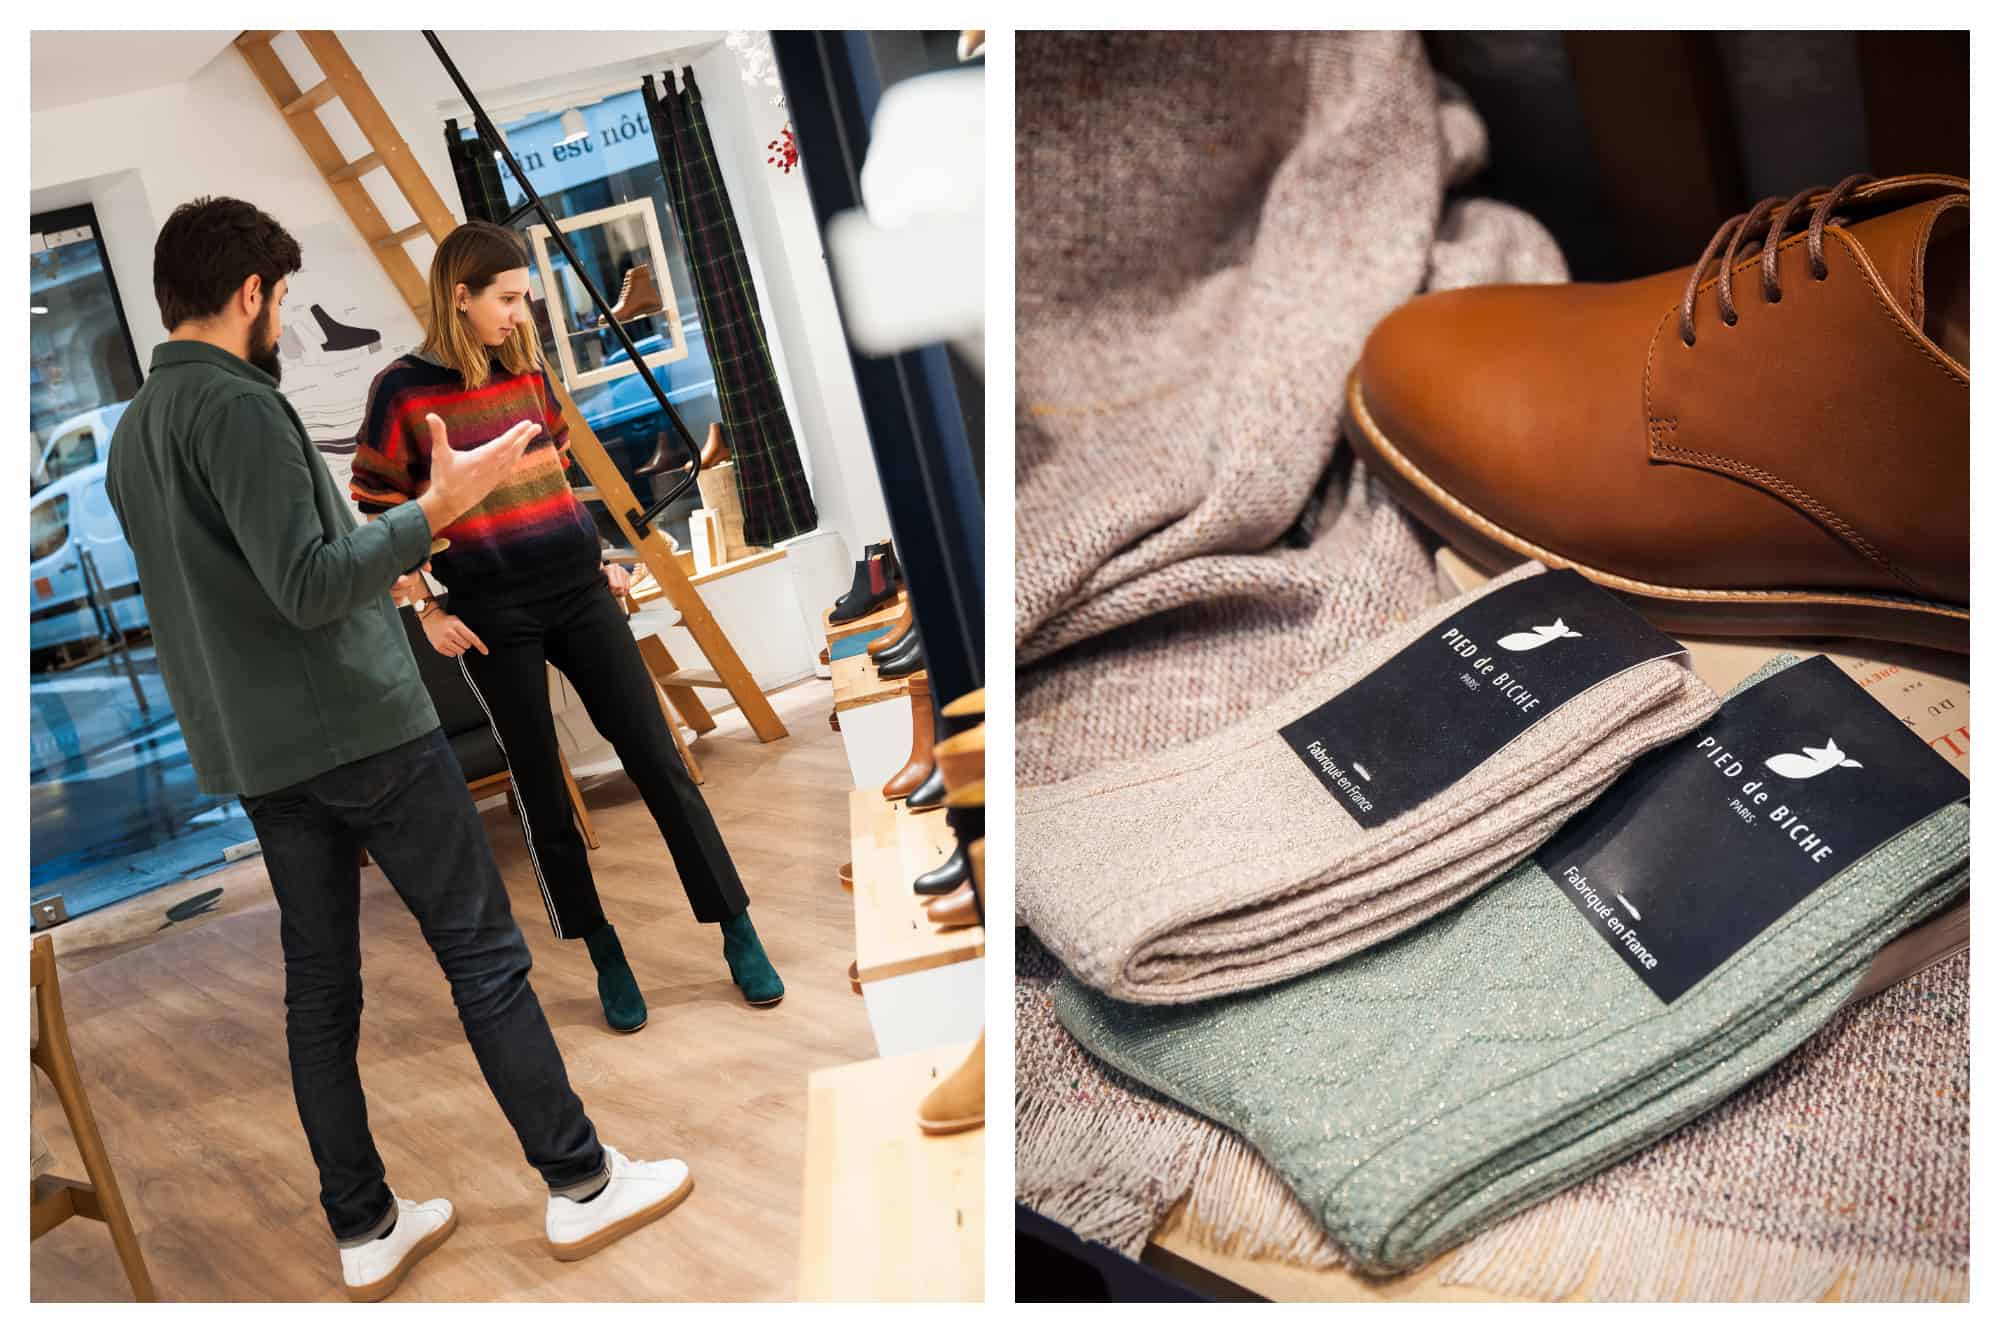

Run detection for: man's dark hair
[[153, 197, 303, 330]]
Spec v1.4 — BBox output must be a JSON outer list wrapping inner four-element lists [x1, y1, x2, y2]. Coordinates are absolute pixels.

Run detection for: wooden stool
[[30, 934, 156, 1300]]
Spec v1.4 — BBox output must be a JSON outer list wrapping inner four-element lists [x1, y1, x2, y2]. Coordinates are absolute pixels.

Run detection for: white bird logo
[[1765, 738, 1864, 780], [1498, 617, 1584, 652]]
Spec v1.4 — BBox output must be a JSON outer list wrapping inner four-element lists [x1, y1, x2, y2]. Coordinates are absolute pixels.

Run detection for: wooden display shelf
[[823, 595, 905, 646], [849, 790, 983, 984], [798, 1042, 984, 1301], [833, 645, 916, 714], [627, 547, 786, 607]]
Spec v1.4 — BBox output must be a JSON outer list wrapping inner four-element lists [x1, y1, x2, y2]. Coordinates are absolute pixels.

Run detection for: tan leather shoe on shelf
[[838, 861, 853, 893], [1350, 173, 1968, 651], [940, 687, 985, 720], [917, 1032, 984, 1136], [867, 604, 914, 655], [932, 722, 985, 795], [881, 673, 935, 801], [925, 884, 980, 929]]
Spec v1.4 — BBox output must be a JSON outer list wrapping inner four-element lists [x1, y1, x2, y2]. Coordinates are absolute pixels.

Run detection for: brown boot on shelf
[[925, 883, 980, 929], [881, 673, 935, 800], [932, 721, 985, 796], [695, 421, 730, 471], [918, 1032, 984, 1136], [838, 862, 853, 893], [608, 262, 663, 323], [867, 604, 914, 655], [637, 420, 730, 479], [940, 688, 985, 720]]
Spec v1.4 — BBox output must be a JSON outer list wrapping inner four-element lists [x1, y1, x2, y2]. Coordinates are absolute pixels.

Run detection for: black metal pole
[[423, 30, 701, 534]]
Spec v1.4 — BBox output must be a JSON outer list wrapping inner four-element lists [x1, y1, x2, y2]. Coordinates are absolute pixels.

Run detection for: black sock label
[[1280, 569, 1686, 829], [1536, 654, 1968, 1004]]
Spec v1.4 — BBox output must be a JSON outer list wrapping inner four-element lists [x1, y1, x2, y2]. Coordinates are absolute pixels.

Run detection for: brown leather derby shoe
[[1351, 173, 1968, 651]]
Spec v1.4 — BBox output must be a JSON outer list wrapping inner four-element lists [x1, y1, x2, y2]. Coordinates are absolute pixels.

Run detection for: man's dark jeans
[[242, 728, 604, 1241]]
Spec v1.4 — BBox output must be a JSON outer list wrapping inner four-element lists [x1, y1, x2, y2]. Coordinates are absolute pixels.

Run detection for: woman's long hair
[[419, 222, 542, 389]]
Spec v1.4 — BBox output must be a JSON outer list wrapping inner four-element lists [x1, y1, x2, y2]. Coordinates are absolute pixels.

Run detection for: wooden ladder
[[233, 30, 788, 743]]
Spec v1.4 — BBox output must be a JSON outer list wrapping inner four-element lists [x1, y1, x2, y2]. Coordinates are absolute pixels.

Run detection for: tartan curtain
[[646, 68, 818, 546]]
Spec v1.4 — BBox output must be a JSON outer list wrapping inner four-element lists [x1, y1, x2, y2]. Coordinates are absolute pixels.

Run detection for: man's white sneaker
[[545, 1146, 693, 1261], [340, 1196, 456, 1302]]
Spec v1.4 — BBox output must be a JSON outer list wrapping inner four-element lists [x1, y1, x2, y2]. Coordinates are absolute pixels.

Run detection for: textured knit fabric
[[353, 355, 601, 608], [104, 340, 438, 797], [651, 66, 819, 546], [1020, 563, 1719, 1003], [1017, 30, 1564, 679], [1053, 656, 1971, 1275]]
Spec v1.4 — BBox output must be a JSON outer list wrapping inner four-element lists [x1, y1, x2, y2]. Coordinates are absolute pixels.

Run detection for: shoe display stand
[[848, 790, 984, 1057], [825, 598, 922, 791], [798, 1041, 984, 1300]]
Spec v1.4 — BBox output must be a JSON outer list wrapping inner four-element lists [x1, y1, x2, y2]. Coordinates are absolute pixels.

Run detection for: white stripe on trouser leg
[[456, 654, 566, 938]]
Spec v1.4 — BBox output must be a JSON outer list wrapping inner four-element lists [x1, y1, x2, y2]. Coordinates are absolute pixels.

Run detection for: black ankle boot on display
[[877, 632, 927, 679], [912, 844, 969, 896], [864, 540, 902, 591], [905, 763, 946, 811], [868, 616, 916, 662], [311, 304, 382, 354], [829, 555, 896, 624]]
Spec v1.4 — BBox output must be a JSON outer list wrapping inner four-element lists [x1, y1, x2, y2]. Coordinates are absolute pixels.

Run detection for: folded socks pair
[[1018, 562, 1721, 1003], [1054, 656, 1971, 1274]]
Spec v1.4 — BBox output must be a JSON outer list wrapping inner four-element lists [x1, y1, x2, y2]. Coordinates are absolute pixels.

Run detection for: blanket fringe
[[1019, 1093, 1964, 1300], [1017, 1089, 1348, 1269], [1439, 1194, 1968, 1302]]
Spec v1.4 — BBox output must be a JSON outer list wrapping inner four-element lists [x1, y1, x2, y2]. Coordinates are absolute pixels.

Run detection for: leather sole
[[549, 1173, 695, 1263], [917, 1111, 984, 1136], [344, 1207, 459, 1302], [1345, 374, 1969, 653]]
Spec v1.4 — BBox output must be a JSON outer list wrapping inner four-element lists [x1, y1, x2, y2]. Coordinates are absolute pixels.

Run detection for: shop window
[[29, 203, 253, 928], [460, 87, 725, 551]]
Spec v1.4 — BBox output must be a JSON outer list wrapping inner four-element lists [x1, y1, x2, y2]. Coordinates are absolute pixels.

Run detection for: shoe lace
[[1678, 173, 1874, 348]]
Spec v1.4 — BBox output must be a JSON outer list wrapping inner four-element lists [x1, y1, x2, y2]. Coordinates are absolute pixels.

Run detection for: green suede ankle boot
[[584, 923, 647, 1032], [720, 912, 784, 1006]]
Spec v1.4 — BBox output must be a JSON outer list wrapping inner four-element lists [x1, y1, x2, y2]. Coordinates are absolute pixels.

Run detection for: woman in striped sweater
[[353, 222, 782, 1030]]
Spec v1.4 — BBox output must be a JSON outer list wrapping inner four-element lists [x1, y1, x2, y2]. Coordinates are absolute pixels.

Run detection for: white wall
[[29, 29, 886, 563]]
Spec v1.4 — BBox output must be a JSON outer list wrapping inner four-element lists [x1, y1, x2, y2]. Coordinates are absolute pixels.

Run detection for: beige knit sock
[[1019, 563, 1721, 1003]]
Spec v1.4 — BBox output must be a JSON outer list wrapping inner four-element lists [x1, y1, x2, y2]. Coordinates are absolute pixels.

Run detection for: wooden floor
[[30, 679, 874, 1302]]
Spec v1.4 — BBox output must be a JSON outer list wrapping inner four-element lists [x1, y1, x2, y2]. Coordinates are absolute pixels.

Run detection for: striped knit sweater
[[353, 354, 602, 607]]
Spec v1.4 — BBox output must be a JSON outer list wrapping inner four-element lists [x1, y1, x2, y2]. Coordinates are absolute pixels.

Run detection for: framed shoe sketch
[[526, 197, 689, 391]]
